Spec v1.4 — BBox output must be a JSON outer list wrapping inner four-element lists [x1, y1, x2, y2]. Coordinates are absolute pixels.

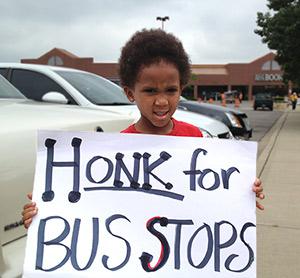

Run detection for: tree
[[255, 0, 300, 85]]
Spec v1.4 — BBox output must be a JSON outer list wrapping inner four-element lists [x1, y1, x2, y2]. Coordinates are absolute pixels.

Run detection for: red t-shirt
[[121, 118, 203, 137]]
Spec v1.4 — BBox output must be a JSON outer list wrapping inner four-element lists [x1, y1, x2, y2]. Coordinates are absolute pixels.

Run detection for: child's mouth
[[154, 111, 168, 119]]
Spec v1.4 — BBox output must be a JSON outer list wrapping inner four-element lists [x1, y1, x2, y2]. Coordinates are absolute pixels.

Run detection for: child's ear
[[124, 87, 135, 102]]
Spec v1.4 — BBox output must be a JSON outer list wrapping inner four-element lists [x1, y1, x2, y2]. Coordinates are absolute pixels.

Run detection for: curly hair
[[119, 28, 191, 88]]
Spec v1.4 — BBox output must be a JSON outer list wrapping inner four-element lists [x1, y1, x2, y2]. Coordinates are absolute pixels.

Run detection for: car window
[[256, 94, 272, 100], [55, 70, 132, 105], [0, 75, 26, 99], [0, 68, 7, 78], [10, 69, 77, 104]]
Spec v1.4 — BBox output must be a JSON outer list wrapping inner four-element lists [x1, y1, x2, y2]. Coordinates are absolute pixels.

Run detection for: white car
[[0, 76, 135, 278], [0, 63, 233, 139]]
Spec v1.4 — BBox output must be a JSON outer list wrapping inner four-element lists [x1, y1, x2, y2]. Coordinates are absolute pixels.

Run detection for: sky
[[0, 0, 271, 65]]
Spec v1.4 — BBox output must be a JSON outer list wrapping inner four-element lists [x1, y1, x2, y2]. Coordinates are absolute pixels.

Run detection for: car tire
[[254, 106, 257, 110]]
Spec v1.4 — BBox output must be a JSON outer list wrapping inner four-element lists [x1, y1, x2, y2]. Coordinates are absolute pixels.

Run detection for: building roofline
[[249, 52, 276, 64]]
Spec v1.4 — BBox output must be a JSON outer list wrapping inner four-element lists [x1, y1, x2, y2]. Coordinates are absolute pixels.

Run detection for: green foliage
[[190, 73, 198, 82], [255, 0, 300, 85], [182, 85, 196, 100], [267, 0, 295, 11]]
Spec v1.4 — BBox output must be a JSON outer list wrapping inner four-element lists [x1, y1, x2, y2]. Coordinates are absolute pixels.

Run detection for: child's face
[[124, 61, 181, 134]]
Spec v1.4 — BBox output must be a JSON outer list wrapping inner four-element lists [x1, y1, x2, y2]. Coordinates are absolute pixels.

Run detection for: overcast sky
[[0, 0, 271, 64]]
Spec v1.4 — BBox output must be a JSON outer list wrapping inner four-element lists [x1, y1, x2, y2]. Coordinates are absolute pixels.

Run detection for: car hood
[[95, 104, 231, 136], [0, 99, 135, 132], [180, 100, 245, 115]]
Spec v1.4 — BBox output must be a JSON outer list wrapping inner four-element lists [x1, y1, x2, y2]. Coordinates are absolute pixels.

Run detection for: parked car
[[0, 75, 136, 278], [0, 63, 233, 139], [253, 93, 274, 111], [178, 96, 252, 139]]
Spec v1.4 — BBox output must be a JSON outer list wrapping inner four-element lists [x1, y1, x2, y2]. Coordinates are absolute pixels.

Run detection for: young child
[[22, 29, 264, 228]]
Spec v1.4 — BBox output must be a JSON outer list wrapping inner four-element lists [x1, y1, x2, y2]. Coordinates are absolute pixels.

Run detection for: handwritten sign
[[23, 130, 257, 278]]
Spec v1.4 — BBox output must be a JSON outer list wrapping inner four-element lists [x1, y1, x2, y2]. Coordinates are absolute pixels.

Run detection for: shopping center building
[[21, 48, 291, 100]]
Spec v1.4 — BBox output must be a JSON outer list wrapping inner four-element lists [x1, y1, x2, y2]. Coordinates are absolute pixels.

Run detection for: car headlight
[[199, 128, 217, 138], [225, 112, 242, 128]]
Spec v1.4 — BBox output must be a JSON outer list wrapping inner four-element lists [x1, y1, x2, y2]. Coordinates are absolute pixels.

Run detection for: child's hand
[[22, 193, 38, 229], [252, 178, 265, 210]]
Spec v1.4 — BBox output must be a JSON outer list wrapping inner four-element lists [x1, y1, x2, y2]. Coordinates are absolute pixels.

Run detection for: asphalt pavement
[[255, 105, 300, 277]]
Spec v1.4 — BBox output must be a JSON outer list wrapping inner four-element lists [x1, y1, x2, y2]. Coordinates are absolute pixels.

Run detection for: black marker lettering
[[225, 222, 255, 272], [36, 216, 71, 271], [183, 148, 207, 191], [167, 219, 194, 270], [70, 218, 99, 270], [102, 214, 131, 271], [143, 152, 173, 190], [113, 152, 142, 188], [198, 169, 220, 191], [43, 137, 82, 203], [86, 156, 114, 184], [214, 221, 237, 272], [221, 167, 240, 189], [187, 223, 213, 269], [140, 216, 170, 272]]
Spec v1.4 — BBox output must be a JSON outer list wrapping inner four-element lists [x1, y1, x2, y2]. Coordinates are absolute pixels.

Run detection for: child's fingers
[[254, 178, 261, 185], [22, 193, 36, 229], [253, 184, 263, 193], [22, 206, 37, 217], [24, 218, 32, 229], [256, 201, 264, 210], [22, 212, 37, 224], [252, 178, 263, 194], [22, 208, 38, 225], [256, 192, 265, 200], [23, 202, 36, 211]]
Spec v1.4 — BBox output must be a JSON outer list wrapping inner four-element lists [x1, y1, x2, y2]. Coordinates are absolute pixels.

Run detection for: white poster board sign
[[23, 130, 257, 278]]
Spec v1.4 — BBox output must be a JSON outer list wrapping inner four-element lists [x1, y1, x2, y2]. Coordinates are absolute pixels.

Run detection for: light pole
[[156, 16, 169, 30]]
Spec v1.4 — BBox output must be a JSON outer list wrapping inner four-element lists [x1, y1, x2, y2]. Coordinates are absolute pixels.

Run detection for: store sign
[[255, 73, 283, 82], [23, 131, 257, 278]]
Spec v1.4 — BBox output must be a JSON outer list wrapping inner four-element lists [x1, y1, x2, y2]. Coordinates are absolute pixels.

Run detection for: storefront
[[188, 52, 288, 100], [22, 49, 289, 100]]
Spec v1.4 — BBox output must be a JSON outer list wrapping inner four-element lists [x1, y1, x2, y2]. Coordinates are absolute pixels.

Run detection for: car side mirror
[[42, 92, 69, 104]]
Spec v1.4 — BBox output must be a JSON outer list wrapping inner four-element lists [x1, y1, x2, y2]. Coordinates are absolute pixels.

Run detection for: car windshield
[[55, 70, 132, 105], [256, 94, 272, 100], [0, 75, 26, 99], [180, 96, 188, 101]]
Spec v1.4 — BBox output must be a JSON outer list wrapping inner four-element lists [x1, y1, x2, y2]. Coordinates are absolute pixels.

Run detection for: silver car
[[0, 63, 233, 139], [0, 75, 135, 277]]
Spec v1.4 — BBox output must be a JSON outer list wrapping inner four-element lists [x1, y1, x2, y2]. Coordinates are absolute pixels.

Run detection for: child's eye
[[144, 88, 157, 94], [166, 87, 179, 94]]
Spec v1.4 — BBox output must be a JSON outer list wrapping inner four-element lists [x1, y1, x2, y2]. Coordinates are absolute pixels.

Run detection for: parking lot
[[213, 100, 284, 141]]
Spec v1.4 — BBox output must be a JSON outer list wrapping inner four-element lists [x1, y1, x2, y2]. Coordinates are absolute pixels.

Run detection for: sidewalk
[[256, 107, 300, 277]]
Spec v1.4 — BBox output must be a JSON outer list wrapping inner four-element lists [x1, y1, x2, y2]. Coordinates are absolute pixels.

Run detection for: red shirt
[[121, 118, 203, 137]]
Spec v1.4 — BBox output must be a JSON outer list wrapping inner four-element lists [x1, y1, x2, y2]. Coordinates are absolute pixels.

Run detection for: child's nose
[[155, 95, 168, 106]]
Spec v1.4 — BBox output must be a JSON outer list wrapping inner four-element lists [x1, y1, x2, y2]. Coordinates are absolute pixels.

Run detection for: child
[[22, 29, 264, 228]]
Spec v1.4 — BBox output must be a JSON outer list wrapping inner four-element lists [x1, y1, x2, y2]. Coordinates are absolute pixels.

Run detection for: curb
[[257, 111, 288, 177]]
